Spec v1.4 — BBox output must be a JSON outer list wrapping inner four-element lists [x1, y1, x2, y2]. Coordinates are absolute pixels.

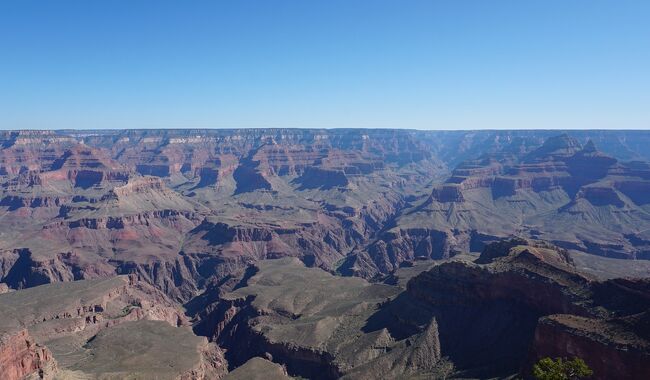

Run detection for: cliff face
[[202, 258, 454, 380], [2, 129, 650, 378], [195, 239, 649, 378], [0, 129, 443, 303], [400, 240, 650, 378], [0, 275, 226, 379], [369, 134, 650, 273], [373, 241, 579, 376], [211, 239, 648, 378], [0, 329, 57, 380], [530, 314, 650, 380], [3, 129, 650, 302]]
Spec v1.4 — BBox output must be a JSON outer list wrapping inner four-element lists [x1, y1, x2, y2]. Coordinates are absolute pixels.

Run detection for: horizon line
[[2, 127, 650, 133]]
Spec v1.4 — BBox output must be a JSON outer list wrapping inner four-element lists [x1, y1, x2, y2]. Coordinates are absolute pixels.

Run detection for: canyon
[[1, 129, 650, 378]]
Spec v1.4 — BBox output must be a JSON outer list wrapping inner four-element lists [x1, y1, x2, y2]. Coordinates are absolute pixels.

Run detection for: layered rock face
[[0, 275, 226, 379], [408, 239, 650, 379], [0, 129, 448, 302], [531, 313, 650, 380], [1, 129, 650, 313], [2, 129, 650, 299], [362, 134, 650, 274], [0, 329, 56, 380], [1, 129, 650, 378], [202, 258, 453, 380], [198, 240, 650, 378]]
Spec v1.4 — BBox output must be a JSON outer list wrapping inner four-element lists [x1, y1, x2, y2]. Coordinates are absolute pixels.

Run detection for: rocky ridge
[[0, 275, 226, 379], [358, 134, 650, 275], [2, 129, 650, 378], [200, 239, 650, 379]]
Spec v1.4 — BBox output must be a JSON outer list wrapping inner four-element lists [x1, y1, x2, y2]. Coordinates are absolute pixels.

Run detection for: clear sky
[[1, 1, 649, 130]]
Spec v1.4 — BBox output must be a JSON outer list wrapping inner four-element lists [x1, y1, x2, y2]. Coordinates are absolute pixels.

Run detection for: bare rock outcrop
[[0, 275, 226, 379], [371, 134, 650, 272], [401, 239, 650, 378], [0, 329, 57, 380], [530, 314, 650, 380], [205, 258, 453, 380]]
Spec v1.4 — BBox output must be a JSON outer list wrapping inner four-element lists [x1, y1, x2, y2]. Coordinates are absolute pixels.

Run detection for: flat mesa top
[[63, 320, 206, 380], [0, 276, 128, 333]]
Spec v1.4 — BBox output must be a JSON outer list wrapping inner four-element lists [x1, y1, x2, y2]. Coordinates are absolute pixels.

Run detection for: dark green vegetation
[[1, 129, 650, 379], [533, 357, 593, 380]]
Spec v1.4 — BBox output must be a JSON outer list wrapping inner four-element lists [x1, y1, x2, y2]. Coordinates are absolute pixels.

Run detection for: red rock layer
[[0, 329, 57, 380]]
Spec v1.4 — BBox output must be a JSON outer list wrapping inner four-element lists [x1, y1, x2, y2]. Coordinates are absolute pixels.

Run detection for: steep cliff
[[0, 329, 57, 380], [369, 135, 650, 274], [201, 239, 650, 378], [402, 239, 650, 378], [204, 258, 454, 380], [0, 275, 227, 379]]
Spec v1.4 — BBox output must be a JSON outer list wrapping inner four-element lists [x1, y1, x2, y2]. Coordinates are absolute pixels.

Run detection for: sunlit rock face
[[2, 129, 650, 378], [2, 129, 650, 301]]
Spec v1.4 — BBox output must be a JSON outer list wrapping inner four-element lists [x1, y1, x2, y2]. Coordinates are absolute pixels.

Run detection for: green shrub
[[532, 357, 593, 380]]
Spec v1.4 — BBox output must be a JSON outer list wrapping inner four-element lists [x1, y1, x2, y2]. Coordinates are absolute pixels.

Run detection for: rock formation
[[0, 329, 57, 380], [1, 129, 650, 378], [364, 134, 650, 274], [203, 258, 454, 380], [0, 275, 226, 379], [198, 239, 650, 379]]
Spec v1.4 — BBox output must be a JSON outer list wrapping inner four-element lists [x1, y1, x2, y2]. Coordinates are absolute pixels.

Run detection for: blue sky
[[1, 1, 649, 130]]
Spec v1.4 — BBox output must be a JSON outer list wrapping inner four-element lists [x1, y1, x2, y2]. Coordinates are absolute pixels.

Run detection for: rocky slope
[[2, 129, 650, 300], [2, 129, 650, 378], [407, 239, 650, 379], [1, 130, 650, 315], [201, 258, 454, 380], [359, 134, 650, 274], [0, 329, 57, 380], [198, 239, 650, 379], [0, 275, 226, 379], [223, 357, 293, 380], [0, 129, 447, 303]]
